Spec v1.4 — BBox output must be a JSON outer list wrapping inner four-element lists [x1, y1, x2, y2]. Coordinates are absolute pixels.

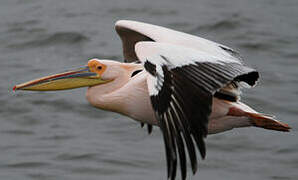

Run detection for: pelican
[[14, 20, 290, 180]]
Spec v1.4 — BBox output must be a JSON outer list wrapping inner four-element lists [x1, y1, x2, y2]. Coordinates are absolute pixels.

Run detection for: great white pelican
[[14, 20, 290, 180]]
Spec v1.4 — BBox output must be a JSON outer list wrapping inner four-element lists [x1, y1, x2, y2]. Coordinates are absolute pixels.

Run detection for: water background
[[1, 0, 298, 179]]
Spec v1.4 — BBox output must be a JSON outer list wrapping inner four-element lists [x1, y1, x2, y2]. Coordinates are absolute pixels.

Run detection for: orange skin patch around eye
[[88, 59, 107, 76]]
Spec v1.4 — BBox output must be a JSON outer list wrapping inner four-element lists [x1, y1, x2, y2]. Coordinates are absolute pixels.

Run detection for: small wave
[[283, 52, 298, 58], [7, 20, 40, 29], [29, 99, 77, 111], [7, 32, 88, 50], [1, 162, 50, 169], [108, 7, 177, 16], [6, 20, 45, 36], [55, 153, 98, 161], [275, 146, 298, 154], [1, 129, 35, 135], [69, 166, 119, 175], [44, 32, 89, 44], [62, 12, 94, 18], [238, 42, 273, 51], [271, 176, 292, 180], [27, 173, 57, 180], [191, 13, 253, 33], [39, 134, 75, 141], [168, 22, 192, 31], [201, 20, 241, 31]]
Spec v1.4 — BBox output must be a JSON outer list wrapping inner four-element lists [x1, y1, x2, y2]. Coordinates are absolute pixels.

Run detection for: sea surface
[[1, 0, 298, 179]]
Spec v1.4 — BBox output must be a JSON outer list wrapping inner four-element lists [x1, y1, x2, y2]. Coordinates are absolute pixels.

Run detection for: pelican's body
[[85, 60, 250, 134], [14, 20, 290, 180]]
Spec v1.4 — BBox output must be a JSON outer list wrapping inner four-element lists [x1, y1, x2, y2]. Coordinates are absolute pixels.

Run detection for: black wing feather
[[145, 56, 258, 180]]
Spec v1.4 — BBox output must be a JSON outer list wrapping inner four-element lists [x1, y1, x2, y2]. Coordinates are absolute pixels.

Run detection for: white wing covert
[[136, 42, 259, 180]]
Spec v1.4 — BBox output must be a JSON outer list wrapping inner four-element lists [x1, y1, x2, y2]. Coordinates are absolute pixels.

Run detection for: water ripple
[[1, 129, 35, 135], [108, 7, 177, 16], [7, 32, 88, 50], [55, 153, 98, 161], [238, 41, 273, 51], [69, 166, 120, 175], [191, 13, 253, 33], [275, 144, 298, 154], [1, 162, 50, 169], [271, 176, 292, 180], [39, 134, 75, 141]]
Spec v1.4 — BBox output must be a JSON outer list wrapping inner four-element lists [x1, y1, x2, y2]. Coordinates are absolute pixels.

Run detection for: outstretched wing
[[135, 42, 259, 180], [115, 20, 242, 63]]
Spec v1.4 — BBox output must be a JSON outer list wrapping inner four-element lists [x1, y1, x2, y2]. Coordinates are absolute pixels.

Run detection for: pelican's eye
[[87, 59, 106, 76]]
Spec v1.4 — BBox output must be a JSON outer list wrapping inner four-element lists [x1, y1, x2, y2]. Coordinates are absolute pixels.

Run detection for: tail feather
[[247, 112, 291, 132], [227, 106, 291, 132]]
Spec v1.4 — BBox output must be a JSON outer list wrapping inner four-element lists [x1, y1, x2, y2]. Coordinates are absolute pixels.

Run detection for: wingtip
[[201, 153, 206, 160], [191, 162, 198, 175]]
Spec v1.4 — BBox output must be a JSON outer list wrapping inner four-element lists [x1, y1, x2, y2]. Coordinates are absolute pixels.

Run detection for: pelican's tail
[[247, 113, 291, 132], [227, 103, 291, 132]]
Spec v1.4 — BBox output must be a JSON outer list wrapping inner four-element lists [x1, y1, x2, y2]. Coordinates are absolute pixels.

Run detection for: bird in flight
[[14, 20, 290, 180]]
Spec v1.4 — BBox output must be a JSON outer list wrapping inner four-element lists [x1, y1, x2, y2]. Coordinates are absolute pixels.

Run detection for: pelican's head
[[13, 59, 117, 91]]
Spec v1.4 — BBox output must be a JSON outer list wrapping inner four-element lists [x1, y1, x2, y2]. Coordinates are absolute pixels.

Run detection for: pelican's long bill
[[13, 66, 108, 91]]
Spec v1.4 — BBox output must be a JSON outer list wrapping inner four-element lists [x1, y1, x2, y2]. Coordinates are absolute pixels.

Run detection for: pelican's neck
[[85, 63, 142, 113]]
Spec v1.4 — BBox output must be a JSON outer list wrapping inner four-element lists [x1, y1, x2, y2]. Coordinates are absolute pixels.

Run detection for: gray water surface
[[1, 0, 298, 179]]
